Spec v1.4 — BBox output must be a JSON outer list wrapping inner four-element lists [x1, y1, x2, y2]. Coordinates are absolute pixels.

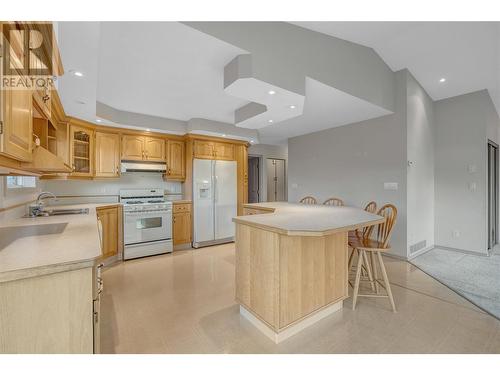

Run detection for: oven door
[[124, 209, 172, 245]]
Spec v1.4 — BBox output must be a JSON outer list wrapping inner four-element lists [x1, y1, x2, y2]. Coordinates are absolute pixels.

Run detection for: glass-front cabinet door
[[70, 125, 94, 177]]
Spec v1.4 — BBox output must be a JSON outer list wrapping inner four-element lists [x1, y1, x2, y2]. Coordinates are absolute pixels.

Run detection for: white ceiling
[[258, 78, 391, 144], [58, 22, 249, 126], [57, 22, 500, 145], [293, 22, 500, 114], [97, 22, 248, 124]]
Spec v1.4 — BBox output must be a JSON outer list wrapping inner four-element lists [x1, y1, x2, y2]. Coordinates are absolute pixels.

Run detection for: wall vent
[[410, 240, 427, 254]]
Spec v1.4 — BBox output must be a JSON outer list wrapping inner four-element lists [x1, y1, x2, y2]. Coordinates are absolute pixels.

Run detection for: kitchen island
[[233, 202, 384, 343]]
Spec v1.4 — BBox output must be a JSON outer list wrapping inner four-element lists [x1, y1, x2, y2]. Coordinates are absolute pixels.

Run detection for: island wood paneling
[[279, 232, 347, 328], [235, 224, 279, 328], [235, 223, 348, 332]]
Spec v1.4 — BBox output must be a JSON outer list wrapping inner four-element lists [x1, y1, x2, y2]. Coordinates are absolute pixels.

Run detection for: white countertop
[[234, 202, 384, 236], [0, 203, 119, 283]]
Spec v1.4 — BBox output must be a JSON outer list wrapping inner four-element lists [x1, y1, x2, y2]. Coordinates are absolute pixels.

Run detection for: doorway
[[248, 156, 260, 203], [266, 158, 286, 202], [488, 141, 498, 250]]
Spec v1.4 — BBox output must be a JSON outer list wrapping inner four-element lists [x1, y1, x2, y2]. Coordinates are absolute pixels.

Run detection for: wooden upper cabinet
[[122, 135, 165, 161], [193, 140, 215, 159], [0, 75, 33, 162], [144, 137, 165, 161], [95, 132, 120, 178], [214, 142, 235, 161], [193, 140, 235, 161], [122, 135, 144, 161], [166, 140, 185, 180], [69, 124, 94, 177]]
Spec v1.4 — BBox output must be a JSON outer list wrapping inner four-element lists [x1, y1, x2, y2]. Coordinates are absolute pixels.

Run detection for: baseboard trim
[[240, 301, 343, 344], [434, 245, 489, 257]]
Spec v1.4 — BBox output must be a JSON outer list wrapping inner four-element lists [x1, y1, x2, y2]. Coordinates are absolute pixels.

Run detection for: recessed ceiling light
[[268, 90, 276, 95], [250, 140, 255, 143], [289, 105, 296, 109], [72, 71, 84, 77], [95, 119, 102, 123], [439, 78, 446, 83], [268, 120, 273, 123]]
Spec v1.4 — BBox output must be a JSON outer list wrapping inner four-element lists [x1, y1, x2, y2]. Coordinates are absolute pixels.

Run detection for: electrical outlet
[[468, 182, 477, 192], [468, 164, 477, 173], [384, 182, 398, 190]]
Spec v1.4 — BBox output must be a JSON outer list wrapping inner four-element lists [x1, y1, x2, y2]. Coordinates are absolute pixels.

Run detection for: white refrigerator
[[193, 159, 237, 248]]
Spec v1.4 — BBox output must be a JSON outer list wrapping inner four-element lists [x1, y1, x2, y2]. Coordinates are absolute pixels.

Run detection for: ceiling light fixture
[[268, 120, 273, 123], [72, 71, 84, 77], [289, 105, 296, 109], [268, 90, 276, 95], [146, 128, 151, 132], [96, 119, 102, 123], [250, 140, 255, 143], [439, 78, 446, 83], [222, 134, 226, 137]]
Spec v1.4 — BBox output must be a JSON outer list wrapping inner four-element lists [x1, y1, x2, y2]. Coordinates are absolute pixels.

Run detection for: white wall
[[434, 90, 500, 254], [406, 72, 435, 256], [248, 143, 288, 202], [288, 70, 408, 258]]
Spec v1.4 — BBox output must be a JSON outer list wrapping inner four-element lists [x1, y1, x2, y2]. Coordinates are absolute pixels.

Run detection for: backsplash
[[40, 173, 182, 198], [0, 176, 42, 221]]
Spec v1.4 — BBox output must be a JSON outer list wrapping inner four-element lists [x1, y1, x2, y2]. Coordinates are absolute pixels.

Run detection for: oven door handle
[[124, 210, 171, 216]]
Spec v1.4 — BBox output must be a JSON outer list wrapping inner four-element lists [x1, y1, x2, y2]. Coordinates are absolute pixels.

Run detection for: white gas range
[[120, 188, 173, 260]]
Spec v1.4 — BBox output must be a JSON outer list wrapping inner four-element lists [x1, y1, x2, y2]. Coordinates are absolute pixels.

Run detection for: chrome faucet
[[28, 192, 57, 217]]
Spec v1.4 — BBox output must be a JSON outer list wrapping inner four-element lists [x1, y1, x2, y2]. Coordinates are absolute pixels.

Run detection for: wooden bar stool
[[323, 197, 344, 206], [348, 201, 377, 282], [299, 196, 317, 204], [348, 204, 397, 312]]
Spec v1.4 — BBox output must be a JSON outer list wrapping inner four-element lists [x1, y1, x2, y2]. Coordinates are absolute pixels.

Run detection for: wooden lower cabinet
[[96, 205, 123, 259], [173, 202, 192, 246], [0, 267, 95, 353]]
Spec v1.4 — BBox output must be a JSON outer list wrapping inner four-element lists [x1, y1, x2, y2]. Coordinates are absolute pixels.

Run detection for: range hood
[[121, 161, 167, 173]]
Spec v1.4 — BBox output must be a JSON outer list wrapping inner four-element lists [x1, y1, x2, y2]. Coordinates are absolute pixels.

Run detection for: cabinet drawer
[[173, 203, 191, 213]]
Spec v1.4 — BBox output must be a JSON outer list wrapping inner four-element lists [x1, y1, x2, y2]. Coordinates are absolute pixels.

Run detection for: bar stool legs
[[350, 249, 396, 312], [376, 251, 396, 312]]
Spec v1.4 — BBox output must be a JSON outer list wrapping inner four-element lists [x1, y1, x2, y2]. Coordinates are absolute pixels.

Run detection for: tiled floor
[[412, 247, 500, 319], [101, 244, 500, 353]]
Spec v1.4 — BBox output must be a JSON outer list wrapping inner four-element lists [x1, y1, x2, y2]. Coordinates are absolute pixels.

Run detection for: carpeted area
[[411, 247, 500, 320]]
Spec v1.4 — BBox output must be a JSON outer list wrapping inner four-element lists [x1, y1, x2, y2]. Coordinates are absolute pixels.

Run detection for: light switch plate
[[468, 164, 477, 173], [384, 182, 398, 190]]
